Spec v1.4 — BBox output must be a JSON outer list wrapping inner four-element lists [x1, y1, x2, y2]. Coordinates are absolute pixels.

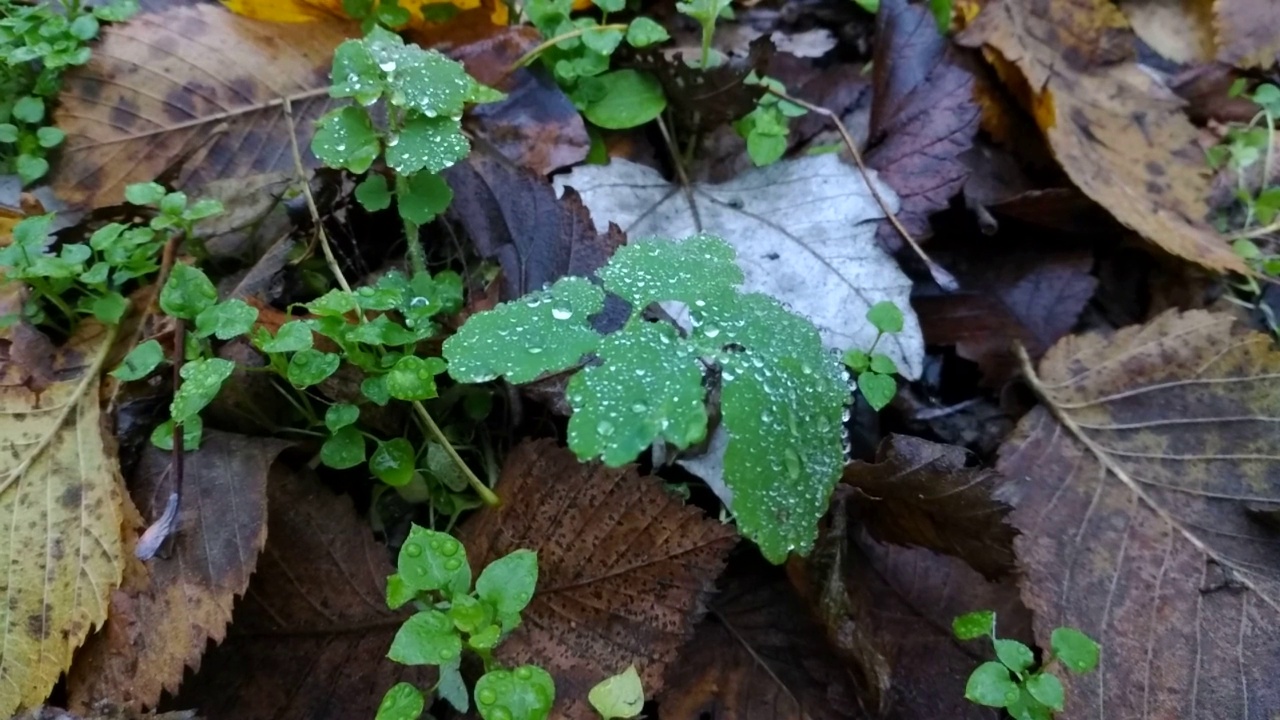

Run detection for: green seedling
[[841, 300, 905, 411], [444, 234, 853, 562], [0, 0, 137, 184], [954, 610, 1100, 720], [310, 25, 500, 274], [379, 526, 553, 720]]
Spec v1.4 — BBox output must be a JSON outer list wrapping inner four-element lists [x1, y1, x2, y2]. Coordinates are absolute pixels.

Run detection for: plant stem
[[395, 173, 428, 275], [699, 21, 714, 70], [507, 23, 628, 71], [412, 400, 500, 506]]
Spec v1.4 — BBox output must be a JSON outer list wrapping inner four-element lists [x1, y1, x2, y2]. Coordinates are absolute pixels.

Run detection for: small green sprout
[[954, 610, 1100, 719], [444, 234, 852, 563], [379, 526, 553, 720], [841, 300, 904, 411]]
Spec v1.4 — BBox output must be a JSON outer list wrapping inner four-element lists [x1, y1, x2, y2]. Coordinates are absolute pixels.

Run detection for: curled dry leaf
[[957, 0, 1246, 273], [844, 434, 1017, 580], [912, 245, 1097, 387], [865, 0, 980, 252], [172, 465, 432, 720], [457, 439, 738, 720], [998, 310, 1280, 717], [659, 555, 864, 720], [66, 432, 293, 712], [0, 322, 126, 716], [51, 3, 354, 209]]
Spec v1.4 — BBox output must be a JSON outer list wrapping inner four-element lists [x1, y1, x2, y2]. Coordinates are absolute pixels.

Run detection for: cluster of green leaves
[[379, 526, 553, 720], [953, 610, 1100, 720], [1211, 82, 1280, 272], [339, 0, 461, 32], [0, 181, 220, 332], [734, 74, 807, 166], [443, 234, 850, 563], [522, 0, 669, 130], [310, 25, 500, 270], [841, 300, 904, 411], [0, 0, 137, 183]]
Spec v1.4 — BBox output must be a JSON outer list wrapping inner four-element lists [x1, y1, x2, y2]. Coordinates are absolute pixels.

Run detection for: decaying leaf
[[67, 432, 292, 712], [659, 556, 864, 720], [1211, 0, 1280, 68], [957, 0, 1246, 273], [51, 3, 354, 209], [913, 245, 1097, 387], [998, 310, 1280, 717], [458, 439, 738, 720], [865, 0, 980, 252], [555, 153, 925, 379], [13, 706, 197, 720], [844, 434, 1016, 580], [0, 323, 126, 716], [445, 154, 625, 301], [172, 464, 432, 720]]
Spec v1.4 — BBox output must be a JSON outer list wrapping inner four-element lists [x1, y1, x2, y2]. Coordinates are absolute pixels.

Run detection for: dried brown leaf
[[458, 439, 737, 719], [51, 3, 353, 209], [66, 432, 291, 712], [957, 0, 1247, 273], [172, 465, 431, 720], [619, 38, 772, 136], [844, 434, 1016, 580], [998, 309, 1280, 717], [1212, 0, 1280, 68], [865, 0, 980, 252], [913, 245, 1097, 387], [659, 555, 865, 720]]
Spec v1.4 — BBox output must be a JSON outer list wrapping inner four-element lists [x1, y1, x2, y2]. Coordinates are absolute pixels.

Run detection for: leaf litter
[[7, 0, 1280, 717]]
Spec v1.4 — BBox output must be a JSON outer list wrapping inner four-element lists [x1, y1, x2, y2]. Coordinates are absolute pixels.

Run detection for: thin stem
[[1233, 219, 1280, 240], [699, 20, 714, 70], [507, 23, 628, 73], [764, 87, 959, 292], [396, 173, 428, 275], [412, 400, 500, 506]]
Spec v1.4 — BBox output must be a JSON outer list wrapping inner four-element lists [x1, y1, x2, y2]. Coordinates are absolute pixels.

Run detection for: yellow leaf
[[219, 0, 337, 22], [0, 322, 125, 716]]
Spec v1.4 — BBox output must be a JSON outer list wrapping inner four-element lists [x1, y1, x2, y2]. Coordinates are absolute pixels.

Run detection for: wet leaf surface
[[998, 310, 1280, 718], [458, 439, 738, 719]]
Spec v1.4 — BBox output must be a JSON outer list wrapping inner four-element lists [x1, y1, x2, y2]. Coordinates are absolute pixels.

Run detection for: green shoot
[[841, 300, 905, 411]]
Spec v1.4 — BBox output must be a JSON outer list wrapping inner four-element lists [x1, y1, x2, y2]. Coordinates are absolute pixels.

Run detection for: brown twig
[[766, 88, 958, 291]]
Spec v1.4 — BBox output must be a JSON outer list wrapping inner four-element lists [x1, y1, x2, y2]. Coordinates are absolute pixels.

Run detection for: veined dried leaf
[[0, 323, 125, 716], [1212, 0, 1280, 68], [998, 310, 1280, 717], [51, 3, 355, 209], [957, 0, 1246, 273]]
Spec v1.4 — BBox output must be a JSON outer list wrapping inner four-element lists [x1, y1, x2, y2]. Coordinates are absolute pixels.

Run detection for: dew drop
[[444, 558, 463, 571], [514, 666, 532, 680], [528, 347, 543, 354], [597, 420, 614, 436], [477, 689, 497, 705], [552, 307, 573, 320], [783, 449, 801, 480], [631, 402, 647, 413], [439, 541, 459, 557]]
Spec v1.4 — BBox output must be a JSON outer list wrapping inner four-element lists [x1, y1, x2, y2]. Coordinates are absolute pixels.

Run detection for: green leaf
[[1024, 673, 1064, 711], [375, 682, 424, 720], [583, 70, 667, 129], [35, 126, 64, 148], [13, 96, 44, 123], [444, 275, 605, 384], [566, 321, 707, 466], [0, 124, 17, 143], [842, 348, 870, 373], [475, 549, 538, 616], [94, 0, 139, 21], [390, 48, 476, 118], [287, 349, 341, 387], [386, 355, 447, 400], [474, 666, 556, 720], [355, 174, 392, 211], [868, 353, 897, 374], [306, 289, 360, 317], [258, 320, 314, 353], [16, 154, 49, 184], [171, 358, 235, 423], [468, 623, 503, 650], [745, 128, 787, 166], [866, 300, 904, 334], [124, 181, 166, 206], [386, 573, 415, 609], [398, 171, 454, 225], [362, 375, 392, 405], [321, 426, 366, 469], [952, 610, 996, 640], [995, 638, 1034, 674], [325, 403, 360, 431], [397, 525, 471, 596], [311, 106, 381, 174], [330, 38, 384, 105], [598, 234, 742, 310], [588, 665, 645, 720], [194, 299, 259, 340], [582, 26, 624, 55], [964, 661, 1019, 708], [857, 371, 896, 411], [345, 314, 418, 347], [151, 416, 203, 451], [625, 16, 669, 46], [89, 292, 128, 324], [1007, 687, 1054, 720], [376, 1, 411, 26], [1051, 627, 1100, 673], [371, 437, 417, 486], [388, 609, 462, 666], [592, 0, 625, 10], [160, 264, 218, 320], [386, 115, 469, 175], [438, 660, 470, 713], [113, 339, 164, 381], [69, 13, 100, 40], [448, 593, 494, 634], [183, 198, 224, 221]]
